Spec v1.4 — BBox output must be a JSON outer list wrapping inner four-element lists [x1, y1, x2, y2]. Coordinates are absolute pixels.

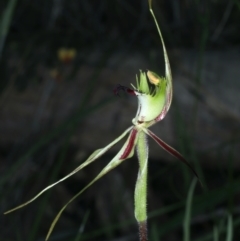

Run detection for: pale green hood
[[133, 70, 168, 122]]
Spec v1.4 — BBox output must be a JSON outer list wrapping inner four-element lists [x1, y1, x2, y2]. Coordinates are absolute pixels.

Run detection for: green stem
[[0, 0, 18, 59], [134, 130, 148, 241]]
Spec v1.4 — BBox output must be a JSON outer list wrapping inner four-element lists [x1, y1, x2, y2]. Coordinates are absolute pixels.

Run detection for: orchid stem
[[139, 221, 148, 241], [135, 130, 149, 241]]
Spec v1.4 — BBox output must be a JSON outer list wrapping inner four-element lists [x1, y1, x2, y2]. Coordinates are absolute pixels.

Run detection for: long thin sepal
[[4, 126, 133, 215], [148, 0, 172, 113], [144, 128, 200, 181], [45, 128, 139, 240]]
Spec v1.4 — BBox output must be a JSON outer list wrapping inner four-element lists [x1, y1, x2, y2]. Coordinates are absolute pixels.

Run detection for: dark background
[[1, 0, 240, 241]]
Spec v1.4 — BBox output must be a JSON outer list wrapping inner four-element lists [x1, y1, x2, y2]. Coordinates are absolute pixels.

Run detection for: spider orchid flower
[[5, 1, 199, 240]]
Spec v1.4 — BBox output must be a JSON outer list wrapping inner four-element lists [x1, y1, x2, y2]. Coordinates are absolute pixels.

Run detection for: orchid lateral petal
[[144, 128, 200, 181], [4, 126, 133, 215], [120, 127, 138, 159], [45, 128, 139, 240]]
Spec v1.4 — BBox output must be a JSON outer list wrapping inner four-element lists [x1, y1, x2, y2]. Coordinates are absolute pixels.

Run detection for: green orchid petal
[[46, 128, 139, 240], [4, 126, 133, 215], [137, 70, 150, 94]]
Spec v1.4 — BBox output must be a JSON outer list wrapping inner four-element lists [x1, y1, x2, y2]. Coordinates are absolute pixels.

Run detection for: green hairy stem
[[135, 130, 149, 241]]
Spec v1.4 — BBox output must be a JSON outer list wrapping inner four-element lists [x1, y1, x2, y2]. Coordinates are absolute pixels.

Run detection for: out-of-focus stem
[[0, 0, 18, 59]]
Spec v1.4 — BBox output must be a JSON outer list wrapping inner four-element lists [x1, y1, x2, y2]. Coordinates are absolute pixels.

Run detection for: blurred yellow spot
[[147, 71, 160, 85], [58, 48, 76, 64], [50, 68, 61, 82]]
